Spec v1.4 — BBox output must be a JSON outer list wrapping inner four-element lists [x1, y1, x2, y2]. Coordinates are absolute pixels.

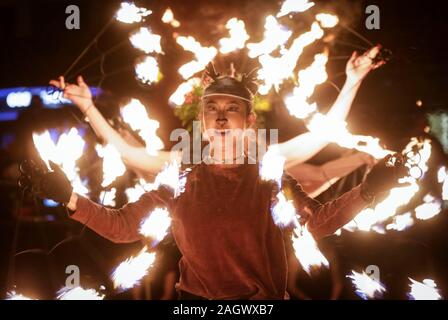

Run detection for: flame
[[408, 278, 442, 300], [259, 145, 285, 186], [125, 183, 147, 203], [120, 98, 164, 155], [219, 18, 249, 54], [247, 15, 292, 58], [175, 36, 217, 79], [297, 51, 328, 92], [139, 207, 171, 247], [346, 183, 418, 232], [415, 194, 442, 220], [33, 128, 88, 195], [153, 160, 186, 197], [437, 166, 448, 200], [344, 139, 432, 233], [116, 2, 151, 24], [135, 55, 162, 85], [95, 144, 126, 187], [306, 114, 393, 159], [403, 138, 431, 175], [129, 27, 163, 54], [257, 22, 324, 94], [277, 0, 315, 18], [6, 291, 36, 300], [347, 270, 386, 300], [284, 51, 328, 119], [161, 8, 180, 28], [32, 130, 57, 170], [271, 192, 298, 228], [169, 77, 201, 106], [315, 13, 339, 28], [261, 127, 330, 274], [56, 286, 104, 300], [112, 247, 156, 290], [292, 224, 329, 274], [386, 212, 414, 231], [125, 161, 185, 204], [100, 188, 116, 207]]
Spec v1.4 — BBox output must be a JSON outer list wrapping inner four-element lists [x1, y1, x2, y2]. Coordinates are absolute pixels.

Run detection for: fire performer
[[48, 46, 384, 184], [24, 58, 407, 300]]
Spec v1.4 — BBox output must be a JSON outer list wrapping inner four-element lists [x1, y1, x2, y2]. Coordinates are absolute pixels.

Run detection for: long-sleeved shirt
[[70, 162, 369, 299]]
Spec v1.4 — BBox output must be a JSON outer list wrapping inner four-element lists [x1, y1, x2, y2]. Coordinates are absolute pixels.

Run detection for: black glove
[[18, 160, 42, 190], [19, 160, 73, 204], [361, 153, 409, 199]]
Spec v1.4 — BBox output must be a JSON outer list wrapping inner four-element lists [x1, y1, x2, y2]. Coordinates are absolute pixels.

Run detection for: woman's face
[[200, 95, 255, 160], [201, 95, 249, 132]]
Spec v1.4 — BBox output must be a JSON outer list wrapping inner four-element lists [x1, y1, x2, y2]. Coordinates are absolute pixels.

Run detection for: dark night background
[[0, 0, 447, 300]]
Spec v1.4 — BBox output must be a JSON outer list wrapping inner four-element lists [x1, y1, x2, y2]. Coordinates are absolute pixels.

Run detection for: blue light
[[0, 112, 18, 121], [0, 86, 102, 109], [48, 129, 60, 144], [44, 199, 59, 207], [6, 91, 32, 108]]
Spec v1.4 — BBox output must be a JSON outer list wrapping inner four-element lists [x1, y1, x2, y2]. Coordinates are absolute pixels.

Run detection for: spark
[[247, 15, 291, 58], [437, 166, 448, 200], [347, 270, 386, 300], [169, 77, 201, 106], [257, 22, 324, 94], [120, 98, 164, 155], [284, 51, 328, 119], [277, 0, 315, 18], [129, 27, 163, 54], [259, 145, 285, 187], [135, 55, 162, 85], [408, 278, 442, 300], [6, 291, 36, 300], [100, 188, 117, 207], [112, 247, 156, 291], [116, 2, 151, 24], [161, 8, 180, 28], [139, 207, 171, 247], [176, 36, 217, 79], [271, 191, 298, 228], [33, 128, 88, 195], [385, 212, 414, 231], [95, 144, 126, 187], [315, 13, 339, 28], [415, 194, 442, 220], [219, 18, 249, 54], [292, 224, 329, 274], [56, 286, 104, 300]]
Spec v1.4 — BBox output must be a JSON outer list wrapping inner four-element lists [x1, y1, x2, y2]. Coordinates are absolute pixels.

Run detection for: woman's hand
[[19, 160, 74, 205], [49, 75, 93, 113], [357, 152, 376, 167], [346, 45, 385, 84], [361, 153, 408, 198]]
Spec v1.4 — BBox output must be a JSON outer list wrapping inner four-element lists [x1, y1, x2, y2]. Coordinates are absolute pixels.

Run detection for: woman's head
[[199, 95, 256, 162], [198, 62, 259, 162]]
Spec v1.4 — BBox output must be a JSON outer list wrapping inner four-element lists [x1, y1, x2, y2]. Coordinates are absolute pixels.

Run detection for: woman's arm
[[284, 175, 370, 240], [285, 154, 405, 239], [66, 188, 171, 243], [286, 152, 375, 197], [83, 105, 174, 172], [49, 76, 176, 174], [278, 45, 385, 167]]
